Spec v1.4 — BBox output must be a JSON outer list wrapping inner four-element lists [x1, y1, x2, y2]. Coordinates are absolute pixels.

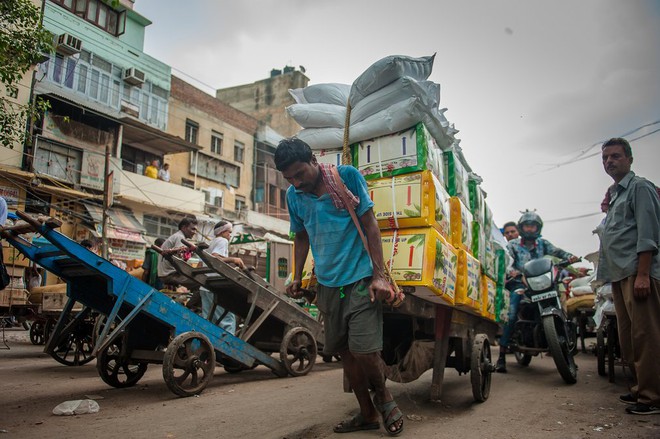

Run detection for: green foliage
[[434, 239, 444, 269], [406, 234, 425, 247], [0, 0, 53, 148]]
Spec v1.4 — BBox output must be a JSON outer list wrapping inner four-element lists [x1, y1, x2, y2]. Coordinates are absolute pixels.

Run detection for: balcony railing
[[115, 171, 205, 213], [38, 52, 168, 130]]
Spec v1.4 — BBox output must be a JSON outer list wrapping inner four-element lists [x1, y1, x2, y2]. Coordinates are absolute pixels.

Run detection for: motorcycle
[[509, 258, 579, 384]]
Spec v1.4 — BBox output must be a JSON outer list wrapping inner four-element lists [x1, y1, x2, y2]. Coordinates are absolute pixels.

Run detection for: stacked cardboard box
[[289, 54, 507, 322], [0, 244, 29, 307]]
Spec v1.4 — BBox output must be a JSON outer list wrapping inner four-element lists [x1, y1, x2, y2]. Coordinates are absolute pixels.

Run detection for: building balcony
[[114, 171, 204, 213]]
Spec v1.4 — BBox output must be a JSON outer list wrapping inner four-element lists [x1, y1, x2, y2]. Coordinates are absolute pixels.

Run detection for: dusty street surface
[[0, 328, 658, 439]]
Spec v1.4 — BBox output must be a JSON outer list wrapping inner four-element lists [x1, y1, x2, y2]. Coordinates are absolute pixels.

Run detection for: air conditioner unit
[[123, 67, 146, 86], [204, 204, 219, 215], [55, 33, 82, 56]]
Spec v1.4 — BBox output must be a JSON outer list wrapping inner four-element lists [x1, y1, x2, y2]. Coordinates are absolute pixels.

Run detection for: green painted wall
[[43, 2, 170, 91]]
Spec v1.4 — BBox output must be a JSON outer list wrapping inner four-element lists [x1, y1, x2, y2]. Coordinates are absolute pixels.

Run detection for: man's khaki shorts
[[315, 277, 383, 355]]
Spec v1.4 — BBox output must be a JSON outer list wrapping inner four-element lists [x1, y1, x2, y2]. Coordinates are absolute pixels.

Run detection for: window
[[268, 185, 277, 206], [277, 258, 288, 278], [121, 144, 160, 175], [234, 140, 244, 163], [280, 189, 287, 209], [189, 152, 240, 187], [235, 196, 246, 213], [181, 178, 195, 189], [50, 0, 126, 36], [185, 119, 199, 144], [143, 214, 176, 239], [41, 49, 169, 129], [211, 131, 223, 155]]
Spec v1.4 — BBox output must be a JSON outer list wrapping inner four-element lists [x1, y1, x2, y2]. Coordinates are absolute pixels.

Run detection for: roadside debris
[[52, 399, 100, 416]]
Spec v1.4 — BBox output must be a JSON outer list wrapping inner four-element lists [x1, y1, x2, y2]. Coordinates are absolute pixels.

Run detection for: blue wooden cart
[[153, 238, 324, 376], [0, 212, 293, 397]]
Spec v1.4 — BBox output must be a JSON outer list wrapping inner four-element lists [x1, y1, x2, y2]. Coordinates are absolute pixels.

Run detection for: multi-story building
[[216, 67, 308, 138], [216, 67, 311, 222], [0, 0, 205, 263], [1, 0, 295, 278], [166, 76, 257, 222]]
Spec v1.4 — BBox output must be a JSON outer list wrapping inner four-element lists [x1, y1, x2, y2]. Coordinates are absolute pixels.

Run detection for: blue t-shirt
[[287, 165, 374, 287]]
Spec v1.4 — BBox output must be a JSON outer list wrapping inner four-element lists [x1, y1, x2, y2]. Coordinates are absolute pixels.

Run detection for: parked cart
[[154, 239, 324, 377], [380, 294, 498, 402], [596, 311, 624, 383], [26, 285, 96, 366], [0, 212, 301, 397]]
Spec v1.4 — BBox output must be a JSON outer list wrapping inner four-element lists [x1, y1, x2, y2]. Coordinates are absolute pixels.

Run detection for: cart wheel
[[514, 351, 532, 366], [596, 328, 607, 377], [470, 334, 492, 403], [606, 318, 617, 383], [92, 314, 118, 345], [51, 315, 96, 366], [280, 327, 317, 377], [29, 320, 46, 345], [97, 338, 148, 388], [44, 318, 56, 342], [163, 332, 215, 397]]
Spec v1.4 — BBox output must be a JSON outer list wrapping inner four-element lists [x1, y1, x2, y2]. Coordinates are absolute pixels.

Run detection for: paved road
[[0, 329, 658, 438]]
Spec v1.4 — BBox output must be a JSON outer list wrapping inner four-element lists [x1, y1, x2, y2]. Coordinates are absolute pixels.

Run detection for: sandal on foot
[[333, 414, 380, 434], [375, 400, 404, 436]]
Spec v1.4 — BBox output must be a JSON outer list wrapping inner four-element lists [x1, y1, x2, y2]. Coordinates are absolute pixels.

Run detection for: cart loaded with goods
[[288, 54, 512, 401]]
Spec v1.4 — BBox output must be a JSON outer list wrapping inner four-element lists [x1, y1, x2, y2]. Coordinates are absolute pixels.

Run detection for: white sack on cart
[[593, 283, 614, 328], [289, 83, 350, 106], [288, 78, 440, 129], [349, 54, 435, 106], [287, 103, 346, 129], [297, 97, 423, 149]]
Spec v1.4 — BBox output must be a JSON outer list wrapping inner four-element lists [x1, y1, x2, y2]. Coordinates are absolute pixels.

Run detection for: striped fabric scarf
[[318, 163, 359, 210]]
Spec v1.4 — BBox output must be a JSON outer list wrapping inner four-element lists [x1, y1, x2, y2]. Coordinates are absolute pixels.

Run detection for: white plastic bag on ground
[[52, 399, 100, 416], [349, 54, 435, 106]]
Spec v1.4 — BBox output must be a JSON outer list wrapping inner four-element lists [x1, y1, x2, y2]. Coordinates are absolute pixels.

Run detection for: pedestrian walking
[[275, 138, 404, 435]]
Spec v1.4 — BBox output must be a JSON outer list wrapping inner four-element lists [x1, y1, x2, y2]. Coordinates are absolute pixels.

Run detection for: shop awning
[[83, 202, 146, 243], [120, 117, 202, 155]]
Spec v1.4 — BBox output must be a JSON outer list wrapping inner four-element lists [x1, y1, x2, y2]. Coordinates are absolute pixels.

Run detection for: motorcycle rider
[[495, 210, 579, 372]]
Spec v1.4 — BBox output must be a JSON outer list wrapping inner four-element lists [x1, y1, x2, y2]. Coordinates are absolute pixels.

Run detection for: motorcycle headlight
[[526, 272, 552, 291]]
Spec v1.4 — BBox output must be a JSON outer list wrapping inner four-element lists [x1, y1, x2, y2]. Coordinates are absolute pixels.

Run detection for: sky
[[134, 0, 660, 259]]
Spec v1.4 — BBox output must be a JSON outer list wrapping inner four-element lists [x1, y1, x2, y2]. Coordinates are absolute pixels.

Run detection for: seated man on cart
[[157, 217, 202, 311]]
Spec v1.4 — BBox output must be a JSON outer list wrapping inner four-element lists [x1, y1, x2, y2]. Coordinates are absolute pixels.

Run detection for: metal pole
[[101, 143, 110, 259]]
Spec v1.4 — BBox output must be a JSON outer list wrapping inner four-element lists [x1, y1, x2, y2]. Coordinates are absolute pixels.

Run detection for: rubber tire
[[470, 334, 492, 402], [280, 327, 317, 377], [543, 315, 577, 384], [96, 340, 148, 388], [50, 316, 95, 367], [514, 351, 532, 366], [163, 332, 216, 397]]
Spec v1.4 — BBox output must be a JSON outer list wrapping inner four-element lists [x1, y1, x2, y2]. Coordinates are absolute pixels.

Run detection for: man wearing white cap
[[199, 221, 245, 333]]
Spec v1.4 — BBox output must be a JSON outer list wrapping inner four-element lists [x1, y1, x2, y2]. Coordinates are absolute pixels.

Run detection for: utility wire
[[526, 120, 660, 176], [544, 211, 603, 223]]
